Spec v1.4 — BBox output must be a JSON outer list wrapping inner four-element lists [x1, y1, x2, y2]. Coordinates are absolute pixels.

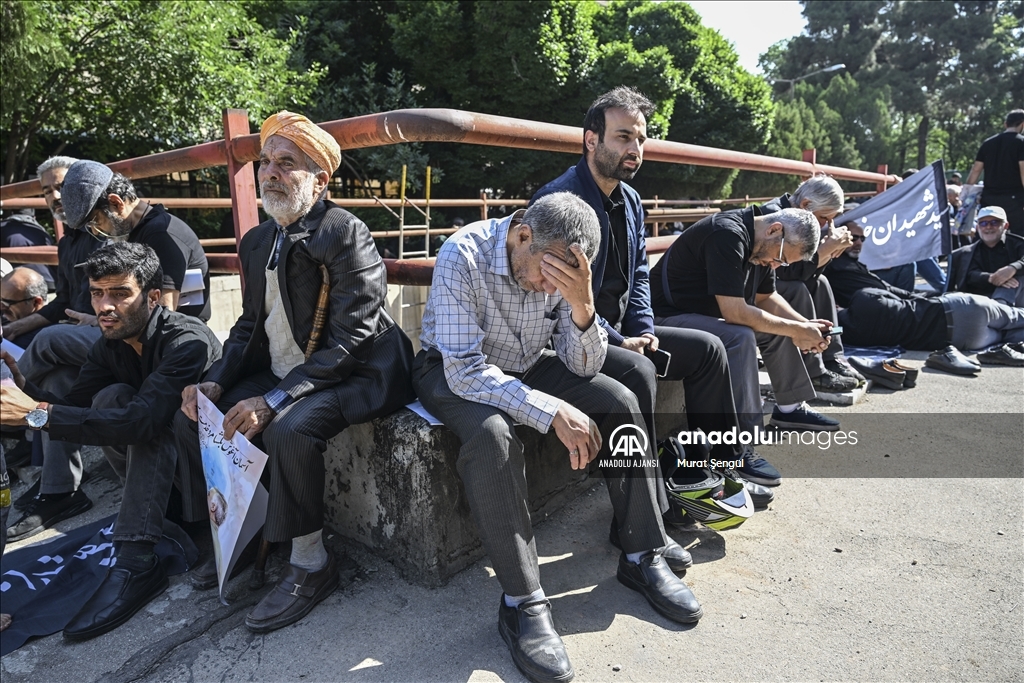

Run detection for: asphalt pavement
[[1, 350, 1021, 683]]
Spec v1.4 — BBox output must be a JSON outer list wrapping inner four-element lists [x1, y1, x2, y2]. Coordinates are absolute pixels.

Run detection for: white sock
[[504, 587, 546, 608], [776, 402, 801, 413], [290, 529, 328, 571], [626, 551, 648, 564]]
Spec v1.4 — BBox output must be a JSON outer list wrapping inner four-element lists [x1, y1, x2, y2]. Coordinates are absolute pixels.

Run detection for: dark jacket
[[205, 201, 414, 422], [37, 227, 103, 323], [948, 233, 1024, 293], [824, 252, 920, 308], [32, 306, 222, 446], [531, 158, 654, 344]]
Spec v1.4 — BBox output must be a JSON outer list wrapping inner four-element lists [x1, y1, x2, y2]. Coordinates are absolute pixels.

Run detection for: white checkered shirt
[[420, 212, 607, 433]]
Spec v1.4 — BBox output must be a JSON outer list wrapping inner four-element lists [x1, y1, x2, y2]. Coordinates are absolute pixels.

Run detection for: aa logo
[[609, 424, 649, 458]]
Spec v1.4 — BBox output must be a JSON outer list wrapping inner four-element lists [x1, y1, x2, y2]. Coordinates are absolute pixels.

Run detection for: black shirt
[[595, 186, 630, 328], [651, 207, 774, 318], [838, 288, 947, 351], [129, 204, 211, 321], [31, 306, 222, 446], [824, 252, 917, 308], [975, 131, 1024, 194], [36, 227, 104, 323], [965, 235, 1024, 296]]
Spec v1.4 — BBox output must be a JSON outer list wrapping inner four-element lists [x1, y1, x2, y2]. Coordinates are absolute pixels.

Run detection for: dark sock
[[40, 491, 73, 502], [116, 541, 157, 572]]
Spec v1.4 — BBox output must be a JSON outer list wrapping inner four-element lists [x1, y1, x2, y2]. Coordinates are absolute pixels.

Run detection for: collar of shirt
[[601, 184, 625, 214], [492, 209, 526, 281]]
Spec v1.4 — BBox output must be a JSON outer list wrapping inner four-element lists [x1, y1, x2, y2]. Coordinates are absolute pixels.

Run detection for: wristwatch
[[26, 403, 49, 430]]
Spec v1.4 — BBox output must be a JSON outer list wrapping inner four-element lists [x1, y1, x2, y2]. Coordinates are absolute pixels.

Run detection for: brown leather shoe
[[245, 553, 339, 633]]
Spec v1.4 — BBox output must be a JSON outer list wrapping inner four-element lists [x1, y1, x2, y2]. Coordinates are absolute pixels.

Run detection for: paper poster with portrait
[[197, 392, 269, 602]]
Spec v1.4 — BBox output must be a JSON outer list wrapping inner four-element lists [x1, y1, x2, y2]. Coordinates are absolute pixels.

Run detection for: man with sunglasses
[[1, 268, 48, 348], [949, 206, 1024, 307], [651, 206, 842, 435]]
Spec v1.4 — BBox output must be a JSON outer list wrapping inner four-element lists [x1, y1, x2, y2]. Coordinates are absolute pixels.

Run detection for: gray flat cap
[[61, 160, 113, 230]]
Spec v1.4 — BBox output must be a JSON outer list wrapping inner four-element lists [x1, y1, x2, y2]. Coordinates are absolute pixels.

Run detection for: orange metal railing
[[0, 107, 898, 284]]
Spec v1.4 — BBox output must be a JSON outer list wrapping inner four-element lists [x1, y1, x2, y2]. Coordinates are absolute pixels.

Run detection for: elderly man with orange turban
[[175, 111, 415, 632]]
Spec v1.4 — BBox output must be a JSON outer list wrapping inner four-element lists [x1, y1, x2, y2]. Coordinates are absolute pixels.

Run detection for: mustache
[[261, 181, 288, 194]]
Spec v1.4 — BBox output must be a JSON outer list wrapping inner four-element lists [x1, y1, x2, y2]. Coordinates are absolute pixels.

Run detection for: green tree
[[0, 0, 321, 184], [759, 0, 1023, 179]]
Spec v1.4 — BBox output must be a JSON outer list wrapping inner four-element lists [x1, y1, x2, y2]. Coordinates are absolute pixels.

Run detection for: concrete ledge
[[322, 380, 687, 587]]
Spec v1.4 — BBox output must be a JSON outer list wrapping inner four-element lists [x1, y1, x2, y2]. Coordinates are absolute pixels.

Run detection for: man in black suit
[[175, 111, 414, 633]]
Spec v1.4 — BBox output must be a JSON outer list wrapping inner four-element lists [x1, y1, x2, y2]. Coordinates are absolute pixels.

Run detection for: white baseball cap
[[976, 206, 1007, 223]]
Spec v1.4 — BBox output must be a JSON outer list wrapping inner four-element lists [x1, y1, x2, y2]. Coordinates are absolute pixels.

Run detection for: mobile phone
[[644, 347, 672, 378], [829, 325, 844, 336]]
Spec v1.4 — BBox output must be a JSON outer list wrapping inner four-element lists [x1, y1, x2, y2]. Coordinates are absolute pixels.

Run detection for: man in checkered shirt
[[415, 192, 702, 683]]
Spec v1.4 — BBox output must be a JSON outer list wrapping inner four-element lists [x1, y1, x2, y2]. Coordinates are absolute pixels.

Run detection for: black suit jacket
[[948, 234, 1024, 293], [205, 200, 414, 422]]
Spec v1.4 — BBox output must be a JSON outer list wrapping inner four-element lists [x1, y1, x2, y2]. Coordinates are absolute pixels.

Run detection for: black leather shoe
[[848, 356, 906, 390], [926, 346, 981, 376], [616, 551, 703, 624], [13, 479, 40, 511], [63, 560, 168, 641], [498, 597, 574, 683], [608, 518, 692, 573], [8, 489, 93, 541], [190, 533, 260, 590], [245, 553, 339, 633], [977, 344, 1024, 367]]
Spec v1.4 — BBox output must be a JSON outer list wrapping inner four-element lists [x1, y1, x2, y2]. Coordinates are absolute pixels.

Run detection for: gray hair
[[791, 175, 844, 214], [770, 208, 821, 259], [36, 156, 79, 177], [522, 192, 601, 266], [3, 267, 48, 299]]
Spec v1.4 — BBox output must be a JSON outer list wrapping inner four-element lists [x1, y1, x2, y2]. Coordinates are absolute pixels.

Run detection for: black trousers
[[174, 369, 352, 543], [413, 349, 666, 598], [602, 325, 740, 460]]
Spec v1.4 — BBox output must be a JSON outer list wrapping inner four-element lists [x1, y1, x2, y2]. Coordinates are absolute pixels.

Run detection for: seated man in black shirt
[[7, 160, 213, 541], [949, 206, 1024, 307], [0, 242, 223, 640], [651, 207, 841, 433]]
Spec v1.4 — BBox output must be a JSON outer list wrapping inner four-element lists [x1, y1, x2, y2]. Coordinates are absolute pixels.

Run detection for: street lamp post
[[776, 63, 846, 95]]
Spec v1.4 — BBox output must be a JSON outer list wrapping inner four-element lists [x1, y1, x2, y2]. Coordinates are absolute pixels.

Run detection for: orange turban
[[260, 111, 341, 176]]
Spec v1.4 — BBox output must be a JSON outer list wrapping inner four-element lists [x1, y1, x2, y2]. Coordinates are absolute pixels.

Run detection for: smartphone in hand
[[644, 347, 672, 378]]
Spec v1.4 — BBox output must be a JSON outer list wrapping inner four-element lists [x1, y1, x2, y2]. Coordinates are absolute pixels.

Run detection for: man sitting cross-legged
[[0, 242, 222, 641], [414, 192, 701, 683], [174, 111, 414, 633]]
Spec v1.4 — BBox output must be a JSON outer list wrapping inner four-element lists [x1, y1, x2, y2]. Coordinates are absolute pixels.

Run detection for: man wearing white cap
[[949, 206, 1024, 307], [175, 111, 414, 633]]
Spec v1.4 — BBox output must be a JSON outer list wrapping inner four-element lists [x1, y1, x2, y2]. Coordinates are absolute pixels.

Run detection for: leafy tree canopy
[[0, 0, 321, 183]]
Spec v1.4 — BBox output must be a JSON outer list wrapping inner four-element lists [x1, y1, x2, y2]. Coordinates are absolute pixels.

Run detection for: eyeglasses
[[769, 229, 789, 267], [0, 296, 35, 307], [977, 219, 1004, 228], [850, 235, 866, 242]]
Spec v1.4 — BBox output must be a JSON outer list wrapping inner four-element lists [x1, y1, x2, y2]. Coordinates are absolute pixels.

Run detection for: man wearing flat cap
[[175, 111, 414, 632], [7, 159, 210, 542]]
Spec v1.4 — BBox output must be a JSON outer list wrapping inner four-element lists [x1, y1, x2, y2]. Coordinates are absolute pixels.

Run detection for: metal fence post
[[876, 164, 889, 194], [223, 109, 260, 288]]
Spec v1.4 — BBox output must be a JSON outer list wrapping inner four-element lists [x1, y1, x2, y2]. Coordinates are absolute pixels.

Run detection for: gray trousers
[[19, 324, 102, 495], [413, 350, 666, 598], [776, 275, 845, 377], [941, 293, 1024, 351], [654, 313, 816, 434], [993, 284, 1024, 308], [91, 384, 180, 543], [173, 369, 352, 543]]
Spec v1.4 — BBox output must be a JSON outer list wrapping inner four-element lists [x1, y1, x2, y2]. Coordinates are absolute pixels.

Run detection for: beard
[[592, 142, 640, 182], [261, 172, 317, 225], [102, 209, 134, 241], [100, 295, 152, 341]]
